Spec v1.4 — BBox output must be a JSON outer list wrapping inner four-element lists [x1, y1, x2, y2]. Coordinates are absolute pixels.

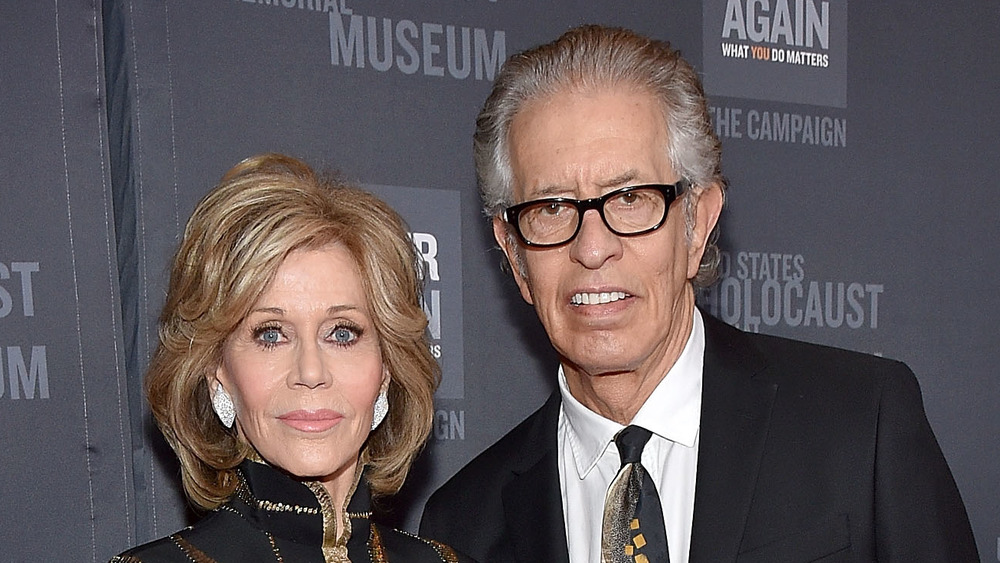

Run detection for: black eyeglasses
[[502, 181, 690, 248]]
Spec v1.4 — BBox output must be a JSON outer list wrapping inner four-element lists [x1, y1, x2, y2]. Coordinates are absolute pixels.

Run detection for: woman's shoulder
[[108, 510, 246, 562], [112, 513, 478, 563], [109, 532, 194, 563], [371, 523, 477, 563]]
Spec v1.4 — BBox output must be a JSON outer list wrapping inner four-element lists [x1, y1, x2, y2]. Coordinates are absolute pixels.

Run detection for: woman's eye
[[331, 326, 358, 344], [257, 327, 281, 344], [254, 326, 283, 347]]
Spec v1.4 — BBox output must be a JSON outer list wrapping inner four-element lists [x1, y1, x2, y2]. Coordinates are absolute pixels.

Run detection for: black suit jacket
[[421, 313, 978, 562]]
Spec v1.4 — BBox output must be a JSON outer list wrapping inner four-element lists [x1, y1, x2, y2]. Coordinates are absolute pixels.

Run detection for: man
[[420, 25, 978, 562]]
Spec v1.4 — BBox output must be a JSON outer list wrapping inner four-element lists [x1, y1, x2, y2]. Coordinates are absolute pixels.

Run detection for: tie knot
[[614, 425, 652, 466]]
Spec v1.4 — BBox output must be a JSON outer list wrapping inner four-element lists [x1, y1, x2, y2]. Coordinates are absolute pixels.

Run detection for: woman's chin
[[266, 453, 358, 485]]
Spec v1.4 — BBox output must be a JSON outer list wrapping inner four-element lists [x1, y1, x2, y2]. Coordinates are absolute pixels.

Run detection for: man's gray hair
[[474, 25, 725, 286]]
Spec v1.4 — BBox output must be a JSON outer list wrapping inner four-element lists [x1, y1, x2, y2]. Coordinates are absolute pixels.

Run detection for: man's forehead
[[517, 169, 646, 200], [507, 87, 665, 150], [517, 81, 655, 111], [508, 94, 672, 201]]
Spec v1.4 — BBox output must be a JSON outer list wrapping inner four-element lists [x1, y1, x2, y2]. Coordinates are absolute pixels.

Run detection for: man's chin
[[560, 349, 640, 379]]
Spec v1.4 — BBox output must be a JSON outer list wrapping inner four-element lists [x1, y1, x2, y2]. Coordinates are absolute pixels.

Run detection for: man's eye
[[611, 190, 657, 212], [541, 203, 565, 216], [617, 191, 652, 206]]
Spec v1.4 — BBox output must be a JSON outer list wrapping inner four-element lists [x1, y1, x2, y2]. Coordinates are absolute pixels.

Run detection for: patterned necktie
[[601, 425, 669, 563]]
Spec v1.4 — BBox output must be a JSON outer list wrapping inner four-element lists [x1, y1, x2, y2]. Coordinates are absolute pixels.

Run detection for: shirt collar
[[558, 309, 705, 478]]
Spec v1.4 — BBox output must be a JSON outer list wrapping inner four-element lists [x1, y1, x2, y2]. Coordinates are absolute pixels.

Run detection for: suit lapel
[[501, 392, 571, 563], [496, 316, 772, 563], [689, 314, 777, 563]]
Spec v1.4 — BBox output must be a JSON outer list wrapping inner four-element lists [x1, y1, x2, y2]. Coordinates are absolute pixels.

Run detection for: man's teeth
[[571, 291, 628, 305]]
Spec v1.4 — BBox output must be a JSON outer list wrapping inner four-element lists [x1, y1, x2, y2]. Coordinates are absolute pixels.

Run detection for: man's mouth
[[570, 291, 629, 306]]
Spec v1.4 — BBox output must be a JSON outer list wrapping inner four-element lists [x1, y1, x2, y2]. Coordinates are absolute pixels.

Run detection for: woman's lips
[[277, 409, 343, 432]]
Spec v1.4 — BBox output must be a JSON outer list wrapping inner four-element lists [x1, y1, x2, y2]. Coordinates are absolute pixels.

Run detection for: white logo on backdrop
[[699, 250, 883, 334], [236, 0, 507, 81], [720, 0, 831, 68], [0, 262, 49, 400], [709, 104, 846, 147]]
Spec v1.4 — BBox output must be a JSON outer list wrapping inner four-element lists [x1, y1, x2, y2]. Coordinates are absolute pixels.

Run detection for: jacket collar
[[497, 312, 776, 563], [688, 312, 776, 563], [234, 459, 370, 558], [501, 391, 571, 563]]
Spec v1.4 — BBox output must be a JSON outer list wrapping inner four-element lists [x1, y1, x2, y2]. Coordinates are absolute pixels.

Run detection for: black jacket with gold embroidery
[[112, 461, 469, 563]]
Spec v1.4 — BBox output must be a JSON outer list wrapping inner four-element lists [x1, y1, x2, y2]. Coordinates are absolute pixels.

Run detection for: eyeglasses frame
[[501, 180, 690, 248]]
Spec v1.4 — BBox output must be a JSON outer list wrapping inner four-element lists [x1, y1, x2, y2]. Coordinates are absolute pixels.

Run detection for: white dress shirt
[[557, 310, 704, 563]]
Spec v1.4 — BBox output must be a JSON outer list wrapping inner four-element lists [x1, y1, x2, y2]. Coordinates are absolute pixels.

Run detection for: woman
[[113, 154, 469, 562]]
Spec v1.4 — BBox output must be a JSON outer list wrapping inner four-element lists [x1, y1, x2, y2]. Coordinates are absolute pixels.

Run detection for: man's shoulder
[[704, 311, 913, 385], [438, 392, 558, 488], [420, 393, 561, 560]]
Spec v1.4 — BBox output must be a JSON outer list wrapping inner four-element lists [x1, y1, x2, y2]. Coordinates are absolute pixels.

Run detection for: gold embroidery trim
[[368, 524, 387, 563], [216, 488, 285, 562], [305, 466, 363, 563], [428, 539, 461, 563], [256, 498, 319, 514], [172, 534, 217, 563], [234, 464, 320, 516], [264, 530, 285, 563], [389, 527, 461, 563]]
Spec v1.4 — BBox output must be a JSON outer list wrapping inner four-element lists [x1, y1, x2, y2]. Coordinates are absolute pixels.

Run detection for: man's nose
[[568, 209, 623, 269]]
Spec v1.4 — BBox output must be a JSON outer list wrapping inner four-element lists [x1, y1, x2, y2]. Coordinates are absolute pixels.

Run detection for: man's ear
[[687, 182, 724, 280], [492, 216, 534, 305]]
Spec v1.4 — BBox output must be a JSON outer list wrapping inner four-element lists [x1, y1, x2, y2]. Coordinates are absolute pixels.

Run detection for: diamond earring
[[211, 384, 236, 428], [371, 389, 389, 431]]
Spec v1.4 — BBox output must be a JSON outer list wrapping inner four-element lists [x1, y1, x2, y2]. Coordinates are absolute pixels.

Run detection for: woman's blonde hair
[[146, 153, 438, 510]]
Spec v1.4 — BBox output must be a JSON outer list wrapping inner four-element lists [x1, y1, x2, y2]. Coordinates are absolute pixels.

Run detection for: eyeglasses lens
[[516, 187, 668, 246]]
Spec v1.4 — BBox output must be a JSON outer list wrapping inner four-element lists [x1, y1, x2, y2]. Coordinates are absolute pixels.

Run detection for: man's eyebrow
[[596, 170, 640, 189], [530, 185, 573, 198], [529, 171, 643, 199]]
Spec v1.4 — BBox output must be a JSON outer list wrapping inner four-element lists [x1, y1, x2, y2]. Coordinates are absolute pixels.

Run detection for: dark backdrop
[[1, 1, 996, 560]]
